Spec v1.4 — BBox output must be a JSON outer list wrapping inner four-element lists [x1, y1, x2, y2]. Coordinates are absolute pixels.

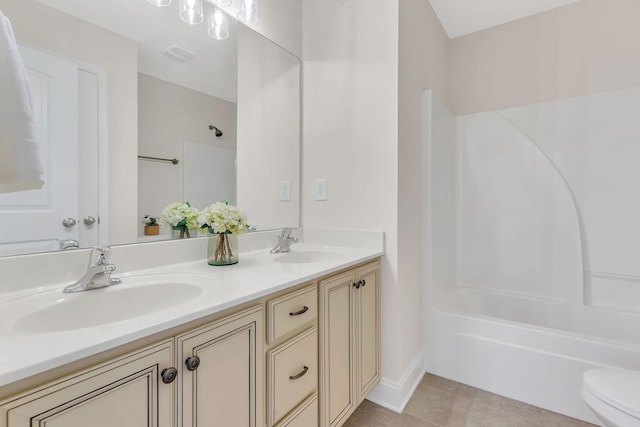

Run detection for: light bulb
[[207, 6, 229, 40], [237, 0, 259, 25], [179, 0, 204, 25], [147, 0, 172, 6]]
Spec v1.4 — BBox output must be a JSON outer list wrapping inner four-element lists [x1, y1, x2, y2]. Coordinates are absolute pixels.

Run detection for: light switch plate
[[280, 180, 291, 201], [315, 178, 327, 201]]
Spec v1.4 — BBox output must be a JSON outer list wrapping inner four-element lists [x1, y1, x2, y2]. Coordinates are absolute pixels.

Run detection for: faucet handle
[[88, 246, 111, 267], [280, 227, 295, 239]]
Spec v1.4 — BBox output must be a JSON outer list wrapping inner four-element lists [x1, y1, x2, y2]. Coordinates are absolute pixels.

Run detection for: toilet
[[582, 368, 640, 427]]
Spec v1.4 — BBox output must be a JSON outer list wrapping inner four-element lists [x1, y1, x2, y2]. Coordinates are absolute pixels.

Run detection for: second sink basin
[[7, 273, 208, 334], [272, 250, 343, 264]]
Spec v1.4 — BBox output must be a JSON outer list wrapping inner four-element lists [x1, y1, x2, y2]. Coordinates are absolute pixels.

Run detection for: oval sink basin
[[10, 274, 207, 334], [272, 250, 343, 264]]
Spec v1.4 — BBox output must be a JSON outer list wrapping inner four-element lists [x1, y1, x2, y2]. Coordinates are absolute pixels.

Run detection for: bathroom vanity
[[0, 232, 382, 427]]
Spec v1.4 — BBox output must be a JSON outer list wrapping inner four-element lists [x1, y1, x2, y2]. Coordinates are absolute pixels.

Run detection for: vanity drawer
[[267, 285, 317, 343], [268, 328, 318, 425], [274, 393, 318, 427]]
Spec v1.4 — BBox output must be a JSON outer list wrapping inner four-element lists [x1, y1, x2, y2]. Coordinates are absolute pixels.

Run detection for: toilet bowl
[[582, 368, 640, 427]]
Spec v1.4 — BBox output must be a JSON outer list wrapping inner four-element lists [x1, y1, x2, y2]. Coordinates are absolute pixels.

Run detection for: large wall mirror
[[0, 0, 300, 256]]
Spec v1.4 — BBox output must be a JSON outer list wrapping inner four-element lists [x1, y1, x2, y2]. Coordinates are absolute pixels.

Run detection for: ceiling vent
[[163, 45, 197, 62]]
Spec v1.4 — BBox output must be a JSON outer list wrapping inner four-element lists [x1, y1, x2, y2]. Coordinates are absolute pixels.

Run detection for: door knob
[[83, 216, 96, 226], [62, 218, 77, 228]]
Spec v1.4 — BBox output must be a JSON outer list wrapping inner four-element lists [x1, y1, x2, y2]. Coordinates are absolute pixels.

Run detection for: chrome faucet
[[63, 247, 121, 293], [269, 228, 299, 254]]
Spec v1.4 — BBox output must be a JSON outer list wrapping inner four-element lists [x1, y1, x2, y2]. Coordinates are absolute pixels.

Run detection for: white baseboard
[[365, 351, 425, 413]]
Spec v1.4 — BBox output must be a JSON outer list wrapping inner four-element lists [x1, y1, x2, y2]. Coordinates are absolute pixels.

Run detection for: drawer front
[[268, 328, 318, 425], [274, 394, 318, 427], [268, 285, 317, 343]]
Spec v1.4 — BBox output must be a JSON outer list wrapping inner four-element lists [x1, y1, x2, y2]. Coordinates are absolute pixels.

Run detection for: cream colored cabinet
[[0, 340, 175, 427], [319, 261, 380, 427], [266, 284, 318, 427], [274, 394, 318, 427], [355, 263, 381, 401], [177, 306, 263, 427], [0, 260, 381, 427], [0, 306, 264, 427]]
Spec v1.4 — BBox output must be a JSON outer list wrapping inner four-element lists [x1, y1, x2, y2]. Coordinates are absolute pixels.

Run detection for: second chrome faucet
[[269, 228, 299, 254]]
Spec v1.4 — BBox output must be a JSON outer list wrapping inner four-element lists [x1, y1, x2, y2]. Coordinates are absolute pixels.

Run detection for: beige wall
[[137, 73, 237, 235], [1, 0, 138, 245], [236, 25, 300, 228], [397, 0, 450, 375], [449, 0, 640, 114], [217, 0, 302, 58], [302, 0, 401, 381]]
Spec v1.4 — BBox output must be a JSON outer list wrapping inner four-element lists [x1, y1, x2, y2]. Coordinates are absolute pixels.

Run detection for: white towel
[[0, 9, 44, 193]]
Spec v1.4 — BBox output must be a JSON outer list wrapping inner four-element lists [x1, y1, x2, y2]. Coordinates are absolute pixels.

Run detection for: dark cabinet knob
[[161, 367, 178, 384], [185, 356, 201, 371], [361, 279, 366, 287], [353, 281, 360, 289]]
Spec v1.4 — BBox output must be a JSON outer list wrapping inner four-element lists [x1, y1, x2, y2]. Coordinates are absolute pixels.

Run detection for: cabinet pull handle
[[289, 306, 309, 316], [289, 366, 309, 380], [161, 367, 178, 384], [353, 281, 360, 289], [185, 356, 201, 371], [361, 279, 366, 287]]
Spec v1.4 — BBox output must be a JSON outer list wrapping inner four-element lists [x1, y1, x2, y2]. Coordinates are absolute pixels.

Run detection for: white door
[[0, 45, 100, 255], [77, 69, 100, 248]]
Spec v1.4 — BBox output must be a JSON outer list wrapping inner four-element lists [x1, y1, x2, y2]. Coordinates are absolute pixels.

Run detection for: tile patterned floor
[[344, 374, 597, 427]]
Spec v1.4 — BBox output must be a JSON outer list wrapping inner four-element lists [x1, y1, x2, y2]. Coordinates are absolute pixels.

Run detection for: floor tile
[[343, 374, 597, 427], [473, 389, 545, 424], [465, 399, 542, 427], [542, 409, 596, 427]]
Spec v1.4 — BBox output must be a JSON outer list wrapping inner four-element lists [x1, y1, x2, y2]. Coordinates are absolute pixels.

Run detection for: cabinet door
[[1, 341, 175, 427], [319, 271, 356, 427], [356, 263, 381, 401], [177, 306, 263, 427]]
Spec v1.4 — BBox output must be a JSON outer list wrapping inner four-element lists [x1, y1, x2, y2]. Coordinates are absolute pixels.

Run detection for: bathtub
[[424, 287, 640, 425]]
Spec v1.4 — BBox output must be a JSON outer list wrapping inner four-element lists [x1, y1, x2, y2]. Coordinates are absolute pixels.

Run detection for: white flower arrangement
[[198, 201, 248, 234], [160, 202, 200, 230]]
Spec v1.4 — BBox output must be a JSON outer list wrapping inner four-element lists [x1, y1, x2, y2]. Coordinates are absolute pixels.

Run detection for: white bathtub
[[425, 287, 640, 425]]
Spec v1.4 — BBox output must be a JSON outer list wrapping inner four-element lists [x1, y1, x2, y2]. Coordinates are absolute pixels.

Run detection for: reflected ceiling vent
[[163, 45, 197, 62]]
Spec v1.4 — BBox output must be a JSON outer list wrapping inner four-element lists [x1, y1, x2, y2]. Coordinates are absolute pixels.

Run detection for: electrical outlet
[[315, 178, 327, 201], [280, 180, 291, 201]]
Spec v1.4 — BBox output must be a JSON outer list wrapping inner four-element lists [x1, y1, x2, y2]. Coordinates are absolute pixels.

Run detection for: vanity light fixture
[[147, 0, 259, 31], [179, 0, 204, 25], [209, 125, 223, 137], [207, 6, 229, 40], [237, 0, 259, 25], [147, 0, 172, 6]]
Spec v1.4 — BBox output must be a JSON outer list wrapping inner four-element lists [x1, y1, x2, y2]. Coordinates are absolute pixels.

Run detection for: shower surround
[[423, 88, 640, 424]]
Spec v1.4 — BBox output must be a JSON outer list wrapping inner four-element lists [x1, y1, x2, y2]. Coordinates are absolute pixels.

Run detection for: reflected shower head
[[209, 125, 223, 137]]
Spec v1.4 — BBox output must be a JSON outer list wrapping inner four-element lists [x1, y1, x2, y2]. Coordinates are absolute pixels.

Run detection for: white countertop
[[0, 232, 383, 388]]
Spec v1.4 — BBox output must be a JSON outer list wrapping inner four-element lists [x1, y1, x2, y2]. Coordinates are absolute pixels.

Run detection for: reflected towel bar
[[138, 155, 179, 165]]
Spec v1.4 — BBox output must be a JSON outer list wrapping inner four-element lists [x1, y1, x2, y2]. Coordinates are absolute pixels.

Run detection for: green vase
[[171, 226, 193, 239], [207, 231, 239, 265]]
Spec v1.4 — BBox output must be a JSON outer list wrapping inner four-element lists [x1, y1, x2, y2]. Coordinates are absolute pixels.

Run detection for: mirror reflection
[[0, 0, 300, 256]]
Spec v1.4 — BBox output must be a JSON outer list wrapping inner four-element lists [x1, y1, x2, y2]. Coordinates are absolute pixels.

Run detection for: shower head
[[209, 125, 223, 137]]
